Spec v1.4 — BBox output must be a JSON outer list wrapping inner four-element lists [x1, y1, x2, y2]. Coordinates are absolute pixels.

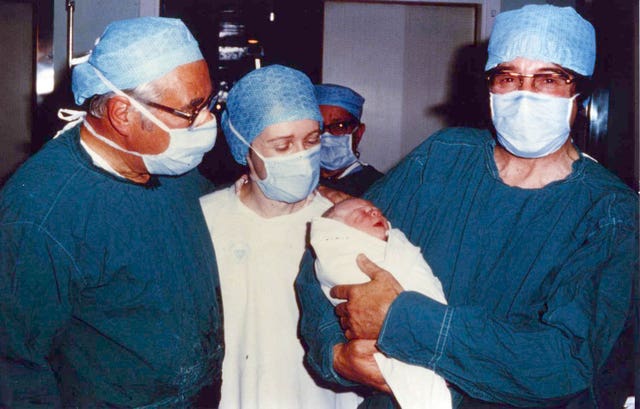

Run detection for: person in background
[[315, 83, 384, 196], [199, 64, 361, 409], [296, 5, 637, 408], [0, 17, 223, 408]]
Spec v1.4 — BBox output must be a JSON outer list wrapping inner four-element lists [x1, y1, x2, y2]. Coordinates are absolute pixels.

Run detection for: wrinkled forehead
[[494, 58, 569, 74], [319, 104, 356, 123]]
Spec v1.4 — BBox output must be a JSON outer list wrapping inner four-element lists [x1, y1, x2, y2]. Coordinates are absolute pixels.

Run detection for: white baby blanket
[[310, 217, 451, 409]]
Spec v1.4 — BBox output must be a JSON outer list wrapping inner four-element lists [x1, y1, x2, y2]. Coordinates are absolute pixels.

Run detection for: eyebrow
[[171, 98, 200, 113], [179, 89, 213, 111], [265, 127, 321, 143], [496, 64, 569, 75], [190, 96, 205, 107], [326, 115, 354, 123], [266, 135, 295, 144]]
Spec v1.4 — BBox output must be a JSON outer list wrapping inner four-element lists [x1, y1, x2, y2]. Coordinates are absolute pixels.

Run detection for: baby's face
[[330, 198, 389, 241]]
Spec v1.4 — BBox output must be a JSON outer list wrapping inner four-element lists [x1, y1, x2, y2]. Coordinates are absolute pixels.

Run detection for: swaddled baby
[[310, 198, 451, 409]]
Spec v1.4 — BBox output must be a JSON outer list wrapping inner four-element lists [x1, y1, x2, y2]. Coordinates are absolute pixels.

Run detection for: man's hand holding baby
[[331, 254, 404, 340], [333, 340, 391, 393]]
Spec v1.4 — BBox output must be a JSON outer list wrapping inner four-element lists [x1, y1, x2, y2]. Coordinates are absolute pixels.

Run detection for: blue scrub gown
[[296, 127, 638, 408], [0, 125, 223, 407]]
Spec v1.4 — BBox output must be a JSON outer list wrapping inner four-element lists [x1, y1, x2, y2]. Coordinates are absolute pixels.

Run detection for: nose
[[518, 76, 536, 92], [291, 139, 310, 154]]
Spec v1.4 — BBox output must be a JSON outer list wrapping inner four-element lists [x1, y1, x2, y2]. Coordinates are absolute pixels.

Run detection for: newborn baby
[[310, 198, 451, 409]]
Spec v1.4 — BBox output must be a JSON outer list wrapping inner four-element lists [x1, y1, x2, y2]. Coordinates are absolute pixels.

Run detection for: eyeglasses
[[139, 91, 218, 128], [487, 71, 576, 95], [323, 118, 360, 136]]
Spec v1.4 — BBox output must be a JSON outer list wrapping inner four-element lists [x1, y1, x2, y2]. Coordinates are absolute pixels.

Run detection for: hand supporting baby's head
[[323, 198, 389, 241]]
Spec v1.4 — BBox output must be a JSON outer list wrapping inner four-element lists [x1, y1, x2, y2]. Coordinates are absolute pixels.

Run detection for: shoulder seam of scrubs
[[590, 195, 635, 242], [607, 194, 634, 225], [429, 306, 454, 370], [2, 221, 84, 288], [40, 167, 84, 226]]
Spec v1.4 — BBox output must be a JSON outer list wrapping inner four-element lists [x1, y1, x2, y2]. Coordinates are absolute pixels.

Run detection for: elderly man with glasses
[[296, 5, 637, 408], [0, 17, 223, 407], [315, 84, 384, 197]]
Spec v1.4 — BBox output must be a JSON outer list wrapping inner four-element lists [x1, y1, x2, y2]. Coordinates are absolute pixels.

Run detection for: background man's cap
[[72, 17, 203, 105], [314, 84, 365, 120]]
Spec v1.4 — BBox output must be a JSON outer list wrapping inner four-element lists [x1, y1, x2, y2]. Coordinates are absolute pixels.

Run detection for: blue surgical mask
[[83, 118, 217, 176], [228, 120, 320, 203], [92, 68, 217, 175], [490, 91, 577, 158], [252, 146, 321, 203], [320, 132, 359, 171]]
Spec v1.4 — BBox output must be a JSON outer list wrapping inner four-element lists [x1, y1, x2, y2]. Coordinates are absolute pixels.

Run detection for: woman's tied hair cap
[[485, 5, 596, 76], [314, 84, 365, 120], [71, 17, 203, 105], [222, 65, 323, 165]]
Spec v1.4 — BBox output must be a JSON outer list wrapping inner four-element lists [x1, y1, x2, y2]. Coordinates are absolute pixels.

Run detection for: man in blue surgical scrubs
[[0, 17, 223, 407], [296, 5, 638, 408], [315, 84, 383, 196]]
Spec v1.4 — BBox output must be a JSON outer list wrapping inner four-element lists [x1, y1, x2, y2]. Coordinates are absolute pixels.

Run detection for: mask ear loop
[[91, 66, 171, 133], [226, 118, 267, 161], [489, 92, 496, 119], [568, 93, 580, 123], [226, 118, 268, 183], [54, 108, 87, 138], [348, 133, 360, 158], [82, 119, 148, 158]]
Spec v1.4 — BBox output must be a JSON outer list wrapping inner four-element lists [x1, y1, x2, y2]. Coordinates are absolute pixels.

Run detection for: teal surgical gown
[[320, 163, 384, 197], [295, 128, 638, 408], [0, 126, 223, 407]]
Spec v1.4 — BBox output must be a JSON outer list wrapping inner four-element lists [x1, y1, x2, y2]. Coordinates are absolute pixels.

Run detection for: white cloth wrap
[[310, 217, 452, 409]]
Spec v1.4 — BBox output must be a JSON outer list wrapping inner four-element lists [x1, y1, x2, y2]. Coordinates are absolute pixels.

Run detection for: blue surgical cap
[[485, 5, 596, 76], [314, 84, 365, 120], [222, 65, 323, 165], [72, 17, 203, 105]]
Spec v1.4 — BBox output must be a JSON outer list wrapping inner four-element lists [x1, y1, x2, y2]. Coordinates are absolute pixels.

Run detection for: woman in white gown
[[199, 64, 361, 409]]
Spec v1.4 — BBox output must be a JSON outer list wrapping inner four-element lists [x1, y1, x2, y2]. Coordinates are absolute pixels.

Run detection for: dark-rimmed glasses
[[323, 118, 360, 136], [140, 91, 218, 128], [487, 71, 576, 95]]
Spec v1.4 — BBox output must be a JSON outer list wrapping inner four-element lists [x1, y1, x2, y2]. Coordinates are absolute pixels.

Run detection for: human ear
[[106, 96, 134, 135]]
